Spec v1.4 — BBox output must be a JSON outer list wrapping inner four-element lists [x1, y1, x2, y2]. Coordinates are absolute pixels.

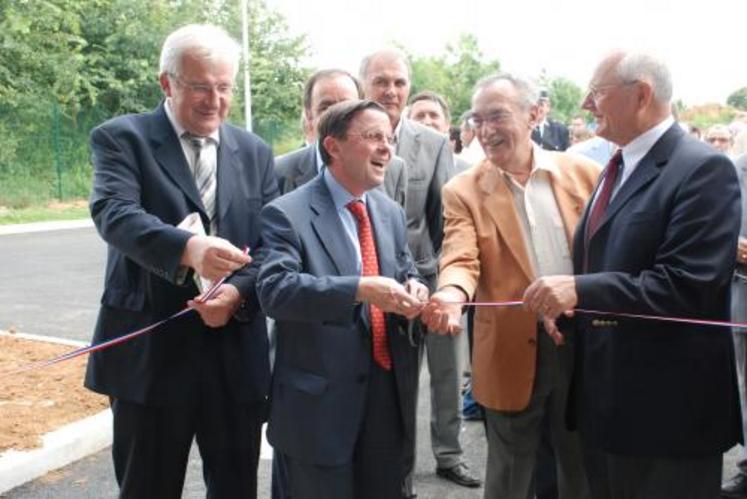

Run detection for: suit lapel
[[397, 119, 421, 174], [590, 124, 683, 240], [309, 178, 358, 277], [476, 161, 535, 281], [216, 126, 239, 225], [150, 105, 205, 217], [295, 145, 319, 186]]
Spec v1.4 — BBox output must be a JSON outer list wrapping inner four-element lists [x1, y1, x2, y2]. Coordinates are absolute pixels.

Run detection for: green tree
[[546, 77, 584, 124], [727, 87, 747, 111], [409, 34, 500, 123]]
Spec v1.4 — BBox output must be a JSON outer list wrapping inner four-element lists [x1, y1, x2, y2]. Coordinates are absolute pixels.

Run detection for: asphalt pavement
[[0, 223, 741, 497]]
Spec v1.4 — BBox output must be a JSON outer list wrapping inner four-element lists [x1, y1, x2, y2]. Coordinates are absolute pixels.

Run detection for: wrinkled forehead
[[472, 81, 521, 112]]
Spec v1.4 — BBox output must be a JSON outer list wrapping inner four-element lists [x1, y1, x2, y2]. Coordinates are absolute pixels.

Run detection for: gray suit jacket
[[396, 118, 454, 283], [274, 143, 406, 206], [733, 154, 747, 326]]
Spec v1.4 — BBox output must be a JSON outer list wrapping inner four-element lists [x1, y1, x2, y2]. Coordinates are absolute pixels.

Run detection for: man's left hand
[[188, 283, 242, 328], [523, 275, 578, 318]]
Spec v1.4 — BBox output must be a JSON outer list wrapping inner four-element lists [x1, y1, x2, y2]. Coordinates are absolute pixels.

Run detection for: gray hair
[[159, 24, 241, 79], [472, 72, 539, 111], [359, 48, 412, 82], [615, 52, 673, 105]]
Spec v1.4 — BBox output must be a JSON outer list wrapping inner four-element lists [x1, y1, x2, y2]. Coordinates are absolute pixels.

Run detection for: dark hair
[[408, 90, 451, 124], [303, 69, 363, 114], [449, 125, 463, 153], [318, 100, 388, 165]]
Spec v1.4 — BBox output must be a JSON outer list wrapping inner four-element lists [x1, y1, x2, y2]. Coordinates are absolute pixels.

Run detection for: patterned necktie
[[186, 135, 217, 224], [585, 149, 623, 244], [346, 200, 392, 371]]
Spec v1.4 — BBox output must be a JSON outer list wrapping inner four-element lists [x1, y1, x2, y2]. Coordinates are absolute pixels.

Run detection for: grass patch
[[0, 199, 90, 225]]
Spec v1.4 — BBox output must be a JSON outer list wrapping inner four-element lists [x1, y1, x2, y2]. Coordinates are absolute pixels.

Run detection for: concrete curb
[[0, 331, 111, 494], [0, 330, 273, 494], [0, 219, 93, 236]]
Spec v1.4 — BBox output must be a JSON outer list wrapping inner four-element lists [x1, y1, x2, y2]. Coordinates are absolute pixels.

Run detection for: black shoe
[[723, 473, 747, 498], [436, 462, 482, 488]]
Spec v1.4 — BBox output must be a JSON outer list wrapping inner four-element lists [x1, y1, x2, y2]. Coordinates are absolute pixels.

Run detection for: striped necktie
[[185, 135, 217, 227]]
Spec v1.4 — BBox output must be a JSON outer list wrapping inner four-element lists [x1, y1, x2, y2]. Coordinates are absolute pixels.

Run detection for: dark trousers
[[281, 364, 406, 499], [110, 347, 265, 499], [582, 445, 722, 499]]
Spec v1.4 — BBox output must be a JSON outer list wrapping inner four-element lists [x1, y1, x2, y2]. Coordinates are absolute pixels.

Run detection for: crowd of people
[[83, 22, 747, 499]]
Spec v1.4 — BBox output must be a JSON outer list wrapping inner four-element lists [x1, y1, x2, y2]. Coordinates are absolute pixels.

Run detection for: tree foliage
[[408, 34, 500, 123], [546, 77, 584, 124], [727, 87, 747, 111]]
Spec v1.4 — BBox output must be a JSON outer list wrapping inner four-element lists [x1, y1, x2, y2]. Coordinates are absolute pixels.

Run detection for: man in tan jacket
[[422, 73, 599, 499]]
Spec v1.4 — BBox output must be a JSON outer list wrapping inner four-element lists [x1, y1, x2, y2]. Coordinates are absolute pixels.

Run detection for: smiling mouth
[[371, 159, 386, 168], [484, 138, 505, 148]]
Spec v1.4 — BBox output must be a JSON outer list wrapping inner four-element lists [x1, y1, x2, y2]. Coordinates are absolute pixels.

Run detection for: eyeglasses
[[467, 110, 513, 129], [585, 81, 637, 103], [347, 130, 396, 146], [170, 74, 234, 96]]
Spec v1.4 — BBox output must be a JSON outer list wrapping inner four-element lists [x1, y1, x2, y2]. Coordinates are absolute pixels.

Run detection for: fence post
[[52, 101, 63, 201]]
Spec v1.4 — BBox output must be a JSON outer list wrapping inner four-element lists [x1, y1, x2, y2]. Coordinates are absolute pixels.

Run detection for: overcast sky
[[268, 0, 747, 106]]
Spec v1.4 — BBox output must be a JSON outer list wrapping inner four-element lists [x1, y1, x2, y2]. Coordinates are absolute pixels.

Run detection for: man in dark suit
[[360, 48, 479, 495], [524, 50, 742, 498], [258, 100, 429, 499], [531, 90, 570, 152], [84, 24, 278, 499]]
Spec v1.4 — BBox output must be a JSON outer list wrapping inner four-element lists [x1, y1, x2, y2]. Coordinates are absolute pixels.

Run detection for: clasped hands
[[181, 235, 252, 328], [420, 276, 578, 345]]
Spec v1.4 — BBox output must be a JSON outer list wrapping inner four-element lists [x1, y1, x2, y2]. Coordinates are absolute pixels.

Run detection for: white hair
[[159, 24, 241, 79], [616, 52, 673, 105], [472, 72, 539, 111]]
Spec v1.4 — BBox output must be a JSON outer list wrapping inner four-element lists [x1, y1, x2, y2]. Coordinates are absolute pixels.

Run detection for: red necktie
[[585, 149, 623, 244], [347, 200, 392, 370]]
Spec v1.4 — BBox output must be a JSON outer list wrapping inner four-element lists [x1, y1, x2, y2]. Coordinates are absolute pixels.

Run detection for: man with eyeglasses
[[85, 24, 278, 498], [705, 124, 735, 156], [258, 99, 429, 499], [422, 73, 600, 499], [523, 50, 741, 499]]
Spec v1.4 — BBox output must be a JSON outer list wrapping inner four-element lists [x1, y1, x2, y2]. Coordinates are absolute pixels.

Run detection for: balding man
[[524, 51, 742, 498], [360, 49, 479, 495]]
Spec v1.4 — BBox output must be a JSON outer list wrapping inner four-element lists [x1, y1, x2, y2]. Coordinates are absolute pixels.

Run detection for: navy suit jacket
[[85, 103, 279, 406], [257, 175, 421, 466], [532, 119, 570, 151], [570, 123, 742, 457]]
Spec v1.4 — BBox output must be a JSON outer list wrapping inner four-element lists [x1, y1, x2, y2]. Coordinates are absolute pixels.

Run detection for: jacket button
[[592, 319, 600, 327], [528, 337, 536, 346]]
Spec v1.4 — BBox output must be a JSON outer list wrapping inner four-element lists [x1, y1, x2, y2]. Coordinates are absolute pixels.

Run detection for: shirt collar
[[314, 141, 324, 172], [323, 168, 366, 211], [497, 142, 558, 183], [620, 115, 674, 170], [165, 98, 221, 145]]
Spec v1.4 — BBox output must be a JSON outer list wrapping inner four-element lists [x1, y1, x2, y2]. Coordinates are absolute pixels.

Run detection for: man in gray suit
[[722, 152, 747, 499], [360, 48, 480, 495]]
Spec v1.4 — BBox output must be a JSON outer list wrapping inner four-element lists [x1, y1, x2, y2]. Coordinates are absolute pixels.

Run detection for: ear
[[528, 103, 541, 128], [322, 135, 341, 164], [636, 81, 655, 111], [159, 72, 173, 98]]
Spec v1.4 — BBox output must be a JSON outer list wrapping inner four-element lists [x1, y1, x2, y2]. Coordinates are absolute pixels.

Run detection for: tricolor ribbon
[[1, 248, 248, 378], [453, 300, 747, 329]]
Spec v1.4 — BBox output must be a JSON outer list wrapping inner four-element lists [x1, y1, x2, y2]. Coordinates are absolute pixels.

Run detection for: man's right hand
[[738, 237, 747, 265], [421, 286, 466, 335], [355, 276, 425, 319], [180, 235, 252, 282]]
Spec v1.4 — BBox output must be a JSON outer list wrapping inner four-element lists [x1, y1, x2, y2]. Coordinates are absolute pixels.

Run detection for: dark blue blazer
[[257, 175, 421, 466], [570, 123, 742, 457], [84, 103, 279, 406], [532, 119, 570, 151]]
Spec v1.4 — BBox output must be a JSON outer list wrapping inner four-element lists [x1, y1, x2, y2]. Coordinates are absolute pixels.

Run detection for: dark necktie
[[346, 200, 392, 370], [585, 149, 623, 244]]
